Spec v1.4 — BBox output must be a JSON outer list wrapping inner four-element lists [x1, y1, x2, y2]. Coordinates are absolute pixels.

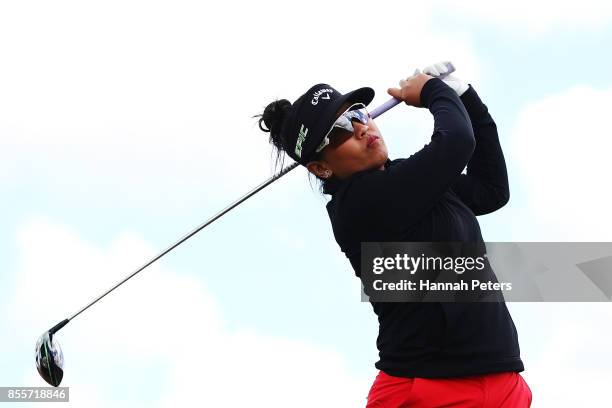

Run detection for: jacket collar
[[323, 158, 392, 195]]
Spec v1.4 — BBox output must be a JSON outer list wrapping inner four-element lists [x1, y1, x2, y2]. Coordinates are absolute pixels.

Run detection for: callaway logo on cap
[[311, 88, 334, 105]]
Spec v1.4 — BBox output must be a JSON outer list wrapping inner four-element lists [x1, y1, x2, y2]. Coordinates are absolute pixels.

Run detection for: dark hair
[[254, 100, 329, 195], [255, 99, 293, 171]]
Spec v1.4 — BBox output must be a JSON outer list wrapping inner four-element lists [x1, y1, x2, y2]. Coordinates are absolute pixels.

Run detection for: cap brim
[[341, 86, 375, 108]]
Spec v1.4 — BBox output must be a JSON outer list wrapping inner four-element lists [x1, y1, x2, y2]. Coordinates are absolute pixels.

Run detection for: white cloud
[[507, 84, 612, 240], [508, 302, 612, 407], [438, 0, 612, 34], [0, 0, 482, 210], [6, 217, 371, 407]]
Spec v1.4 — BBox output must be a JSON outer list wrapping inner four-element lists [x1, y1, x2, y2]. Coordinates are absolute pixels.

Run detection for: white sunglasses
[[315, 103, 370, 153]]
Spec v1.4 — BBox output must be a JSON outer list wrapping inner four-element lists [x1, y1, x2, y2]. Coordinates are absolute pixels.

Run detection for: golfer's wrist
[[420, 77, 453, 108]]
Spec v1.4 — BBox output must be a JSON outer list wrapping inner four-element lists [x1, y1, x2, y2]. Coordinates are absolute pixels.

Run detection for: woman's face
[[307, 102, 389, 180]]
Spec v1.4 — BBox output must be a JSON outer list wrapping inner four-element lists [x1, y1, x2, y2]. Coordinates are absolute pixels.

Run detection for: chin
[[370, 154, 388, 171], [376, 151, 389, 165]]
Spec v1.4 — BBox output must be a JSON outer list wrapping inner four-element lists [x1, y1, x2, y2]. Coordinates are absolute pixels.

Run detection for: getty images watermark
[[359, 242, 612, 302]]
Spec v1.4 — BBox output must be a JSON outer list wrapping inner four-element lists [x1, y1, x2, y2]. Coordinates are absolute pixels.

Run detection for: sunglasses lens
[[334, 115, 354, 132], [316, 104, 370, 153], [345, 108, 369, 125], [328, 127, 353, 147]]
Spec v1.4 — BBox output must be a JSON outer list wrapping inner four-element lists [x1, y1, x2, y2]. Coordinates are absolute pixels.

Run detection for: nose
[[354, 122, 369, 139]]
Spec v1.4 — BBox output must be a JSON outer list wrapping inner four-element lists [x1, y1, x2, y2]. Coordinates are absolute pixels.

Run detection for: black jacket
[[323, 78, 524, 378]]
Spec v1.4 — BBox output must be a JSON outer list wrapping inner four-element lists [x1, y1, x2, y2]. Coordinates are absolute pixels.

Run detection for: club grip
[[370, 62, 456, 119]]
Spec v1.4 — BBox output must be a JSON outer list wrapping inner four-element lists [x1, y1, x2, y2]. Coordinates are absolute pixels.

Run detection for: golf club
[[35, 63, 456, 387]]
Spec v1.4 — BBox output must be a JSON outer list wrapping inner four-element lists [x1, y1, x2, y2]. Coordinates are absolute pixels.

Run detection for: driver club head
[[35, 331, 64, 387]]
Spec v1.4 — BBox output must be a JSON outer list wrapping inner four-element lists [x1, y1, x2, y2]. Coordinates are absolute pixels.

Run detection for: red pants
[[366, 370, 532, 407]]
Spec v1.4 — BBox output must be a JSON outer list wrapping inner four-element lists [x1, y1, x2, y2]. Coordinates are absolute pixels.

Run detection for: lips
[[367, 135, 380, 147]]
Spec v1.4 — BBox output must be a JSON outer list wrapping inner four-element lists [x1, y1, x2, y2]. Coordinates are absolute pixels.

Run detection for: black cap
[[283, 83, 375, 165]]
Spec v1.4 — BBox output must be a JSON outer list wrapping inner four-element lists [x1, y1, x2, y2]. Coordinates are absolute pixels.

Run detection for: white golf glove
[[422, 61, 469, 97]]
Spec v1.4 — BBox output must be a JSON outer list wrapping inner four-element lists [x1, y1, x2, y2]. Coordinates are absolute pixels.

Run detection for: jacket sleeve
[[450, 85, 510, 215], [346, 78, 476, 231]]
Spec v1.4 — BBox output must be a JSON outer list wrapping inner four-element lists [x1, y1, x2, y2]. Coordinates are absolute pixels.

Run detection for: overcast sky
[[1, 1, 612, 407]]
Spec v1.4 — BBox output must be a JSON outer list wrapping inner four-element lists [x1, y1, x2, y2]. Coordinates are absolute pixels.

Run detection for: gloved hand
[[422, 61, 469, 97]]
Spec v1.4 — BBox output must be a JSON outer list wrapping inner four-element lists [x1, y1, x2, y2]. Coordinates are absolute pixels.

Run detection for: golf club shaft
[[66, 163, 296, 323], [57, 65, 457, 329]]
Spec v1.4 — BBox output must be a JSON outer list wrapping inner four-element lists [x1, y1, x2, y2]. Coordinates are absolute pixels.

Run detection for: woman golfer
[[257, 62, 532, 407]]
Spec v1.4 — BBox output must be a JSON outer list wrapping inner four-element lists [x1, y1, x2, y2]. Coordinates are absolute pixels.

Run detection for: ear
[[306, 160, 332, 179]]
